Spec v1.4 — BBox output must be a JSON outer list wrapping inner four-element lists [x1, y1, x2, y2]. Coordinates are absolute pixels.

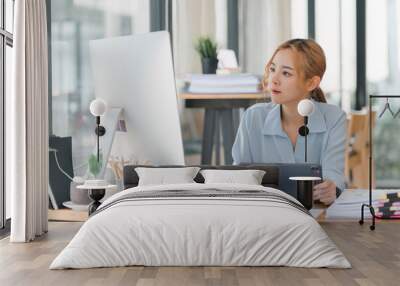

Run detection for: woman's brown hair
[[262, 38, 327, 103]]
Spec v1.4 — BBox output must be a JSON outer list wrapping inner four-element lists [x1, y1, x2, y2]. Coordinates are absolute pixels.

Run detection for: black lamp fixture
[[89, 98, 107, 162], [293, 99, 320, 210], [297, 99, 315, 162]]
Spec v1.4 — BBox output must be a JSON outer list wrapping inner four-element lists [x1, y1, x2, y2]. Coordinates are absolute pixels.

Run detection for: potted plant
[[195, 36, 218, 74]]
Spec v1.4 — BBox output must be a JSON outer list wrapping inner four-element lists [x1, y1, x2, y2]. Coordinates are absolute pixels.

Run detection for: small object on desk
[[289, 176, 321, 210], [77, 180, 116, 215], [217, 49, 239, 70], [326, 189, 400, 219]]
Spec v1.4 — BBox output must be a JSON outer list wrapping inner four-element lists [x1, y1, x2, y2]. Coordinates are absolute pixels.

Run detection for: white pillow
[[200, 169, 266, 185], [135, 167, 200, 186]]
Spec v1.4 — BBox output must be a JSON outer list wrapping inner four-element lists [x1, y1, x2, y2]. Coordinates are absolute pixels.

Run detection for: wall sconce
[[89, 98, 107, 162]]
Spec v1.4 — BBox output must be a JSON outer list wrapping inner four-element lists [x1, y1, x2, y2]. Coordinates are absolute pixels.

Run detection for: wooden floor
[[0, 221, 399, 286]]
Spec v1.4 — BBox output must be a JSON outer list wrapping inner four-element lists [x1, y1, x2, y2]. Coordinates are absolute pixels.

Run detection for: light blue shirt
[[232, 100, 347, 190]]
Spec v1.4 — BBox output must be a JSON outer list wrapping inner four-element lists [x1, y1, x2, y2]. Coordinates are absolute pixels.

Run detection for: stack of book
[[326, 189, 400, 219], [186, 73, 261, 94], [374, 192, 400, 218]]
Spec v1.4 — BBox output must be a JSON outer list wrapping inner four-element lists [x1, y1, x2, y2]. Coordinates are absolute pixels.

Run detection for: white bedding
[[50, 183, 351, 269]]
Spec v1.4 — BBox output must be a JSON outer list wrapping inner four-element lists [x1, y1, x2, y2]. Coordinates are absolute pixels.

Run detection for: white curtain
[[172, 0, 223, 141], [9, 0, 49, 242], [239, 0, 291, 75], [172, 0, 217, 78]]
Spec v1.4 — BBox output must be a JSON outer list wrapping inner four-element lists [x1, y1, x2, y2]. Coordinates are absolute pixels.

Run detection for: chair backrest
[[345, 109, 376, 189]]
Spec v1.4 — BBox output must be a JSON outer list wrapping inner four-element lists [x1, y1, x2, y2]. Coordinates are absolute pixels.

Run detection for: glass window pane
[[367, 0, 388, 84], [340, 0, 356, 112], [6, 0, 14, 33], [398, 4, 400, 72], [315, 0, 356, 109], [238, 0, 292, 75], [290, 0, 307, 38], [0, 0, 2, 28], [367, 0, 400, 187], [50, 0, 150, 182], [5, 44, 12, 219], [316, 0, 341, 103]]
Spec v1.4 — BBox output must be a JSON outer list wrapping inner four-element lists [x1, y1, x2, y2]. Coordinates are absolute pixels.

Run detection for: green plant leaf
[[194, 36, 217, 59], [88, 153, 103, 177]]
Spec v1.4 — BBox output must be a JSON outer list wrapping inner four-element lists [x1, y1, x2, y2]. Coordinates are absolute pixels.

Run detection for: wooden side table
[[179, 92, 269, 165], [77, 184, 116, 215]]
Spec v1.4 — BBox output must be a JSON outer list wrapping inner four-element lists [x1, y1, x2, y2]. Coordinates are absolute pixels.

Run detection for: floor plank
[[0, 221, 399, 286]]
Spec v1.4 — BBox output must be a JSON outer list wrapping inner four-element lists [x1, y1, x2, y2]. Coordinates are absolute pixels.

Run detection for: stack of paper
[[326, 189, 400, 219], [187, 74, 261, 93]]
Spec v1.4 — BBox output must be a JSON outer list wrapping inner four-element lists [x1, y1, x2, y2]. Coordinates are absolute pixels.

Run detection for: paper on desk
[[334, 189, 399, 204]]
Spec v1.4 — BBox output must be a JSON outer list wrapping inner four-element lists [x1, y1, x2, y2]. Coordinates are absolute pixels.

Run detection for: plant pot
[[201, 57, 219, 74]]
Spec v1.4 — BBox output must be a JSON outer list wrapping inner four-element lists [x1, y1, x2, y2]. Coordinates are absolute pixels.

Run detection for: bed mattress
[[50, 183, 350, 269]]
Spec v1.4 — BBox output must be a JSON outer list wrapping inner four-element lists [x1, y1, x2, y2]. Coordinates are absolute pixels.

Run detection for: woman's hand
[[313, 179, 336, 206]]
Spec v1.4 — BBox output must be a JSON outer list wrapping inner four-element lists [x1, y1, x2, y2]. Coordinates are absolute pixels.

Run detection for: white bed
[[50, 183, 351, 269]]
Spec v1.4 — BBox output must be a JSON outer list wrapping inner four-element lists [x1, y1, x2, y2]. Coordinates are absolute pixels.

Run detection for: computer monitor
[[89, 31, 185, 173]]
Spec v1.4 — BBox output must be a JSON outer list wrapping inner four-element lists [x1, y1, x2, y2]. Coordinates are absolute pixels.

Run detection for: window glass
[[316, 0, 356, 109], [6, 0, 14, 33], [367, 0, 400, 187], [50, 0, 150, 176]]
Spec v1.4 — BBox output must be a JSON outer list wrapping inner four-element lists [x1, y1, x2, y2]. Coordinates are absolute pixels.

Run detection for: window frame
[[355, 0, 366, 110], [1, 0, 14, 234]]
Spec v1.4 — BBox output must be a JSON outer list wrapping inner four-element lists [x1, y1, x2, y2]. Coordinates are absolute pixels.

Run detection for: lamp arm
[[97, 117, 100, 162], [304, 116, 308, 162]]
